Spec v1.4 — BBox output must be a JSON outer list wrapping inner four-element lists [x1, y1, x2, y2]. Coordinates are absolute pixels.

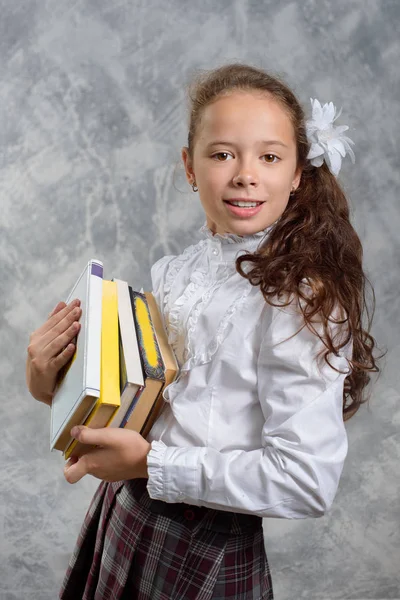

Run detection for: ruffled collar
[[199, 221, 274, 246]]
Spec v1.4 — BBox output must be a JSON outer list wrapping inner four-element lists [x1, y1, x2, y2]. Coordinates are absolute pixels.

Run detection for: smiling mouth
[[224, 200, 264, 206]]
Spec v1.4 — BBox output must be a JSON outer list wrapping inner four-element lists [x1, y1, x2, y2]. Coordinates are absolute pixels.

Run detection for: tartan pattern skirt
[[60, 478, 274, 600]]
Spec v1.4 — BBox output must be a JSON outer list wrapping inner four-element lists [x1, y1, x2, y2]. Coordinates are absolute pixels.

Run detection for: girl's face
[[182, 91, 302, 237]]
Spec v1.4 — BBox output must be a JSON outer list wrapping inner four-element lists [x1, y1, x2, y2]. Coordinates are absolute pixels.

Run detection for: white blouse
[[146, 222, 352, 519]]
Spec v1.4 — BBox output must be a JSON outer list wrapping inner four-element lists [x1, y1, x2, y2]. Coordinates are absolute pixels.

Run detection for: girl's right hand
[[26, 300, 82, 406]]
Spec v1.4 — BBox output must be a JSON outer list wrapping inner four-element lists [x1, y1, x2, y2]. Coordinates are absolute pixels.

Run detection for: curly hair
[[186, 63, 381, 421]]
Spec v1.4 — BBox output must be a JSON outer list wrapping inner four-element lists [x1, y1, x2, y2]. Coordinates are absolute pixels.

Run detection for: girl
[[26, 63, 379, 600]]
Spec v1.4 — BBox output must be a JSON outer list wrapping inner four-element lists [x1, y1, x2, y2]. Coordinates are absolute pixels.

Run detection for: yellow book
[[64, 280, 121, 459]]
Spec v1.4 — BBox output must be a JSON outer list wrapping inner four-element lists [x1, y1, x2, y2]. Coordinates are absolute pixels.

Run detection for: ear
[[181, 147, 195, 184], [292, 166, 302, 191]]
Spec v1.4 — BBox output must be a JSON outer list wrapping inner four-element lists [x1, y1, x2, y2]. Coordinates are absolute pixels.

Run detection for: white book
[[108, 278, 145, 428], [50, 259, 103, 451]]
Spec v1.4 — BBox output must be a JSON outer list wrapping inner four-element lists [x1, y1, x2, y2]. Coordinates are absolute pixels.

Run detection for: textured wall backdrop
[[1, 1, 399, 598]]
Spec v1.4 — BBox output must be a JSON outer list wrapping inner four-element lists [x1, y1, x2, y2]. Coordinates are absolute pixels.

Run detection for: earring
[[290, 187, 296, 197], [191, 180, 198, 192]]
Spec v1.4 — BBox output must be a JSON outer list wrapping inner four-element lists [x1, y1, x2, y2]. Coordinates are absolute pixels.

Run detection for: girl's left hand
[[63, 425, 151, 484]]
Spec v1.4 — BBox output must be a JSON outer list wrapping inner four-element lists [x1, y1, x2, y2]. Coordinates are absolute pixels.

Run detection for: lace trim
[[183, 268, 233, 363], [163, 240, 208, 363], [163, 241, 207, 297], [162, 229, 263, 372], [199, 221, 274, 244], [181, 279, 253, 372], [167, 270, 208, 364]]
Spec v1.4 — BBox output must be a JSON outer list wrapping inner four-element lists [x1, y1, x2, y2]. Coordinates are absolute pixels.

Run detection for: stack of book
[[50, 259, 178, 459]]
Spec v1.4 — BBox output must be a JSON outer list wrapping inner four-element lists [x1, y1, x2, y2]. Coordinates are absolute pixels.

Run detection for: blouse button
[[212, 248, 218, 255]]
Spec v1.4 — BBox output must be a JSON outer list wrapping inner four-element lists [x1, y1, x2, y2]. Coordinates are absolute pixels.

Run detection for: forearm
[[146, 438, 345, 519]]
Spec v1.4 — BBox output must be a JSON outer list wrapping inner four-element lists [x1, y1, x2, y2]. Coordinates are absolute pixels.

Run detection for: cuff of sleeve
[[146, 440, 168, 501], [146, 440, 204, 505]]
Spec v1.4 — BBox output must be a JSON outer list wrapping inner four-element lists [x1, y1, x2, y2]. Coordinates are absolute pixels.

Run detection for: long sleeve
[[150, 254, 176, 322], [147, 301, 352, 519]]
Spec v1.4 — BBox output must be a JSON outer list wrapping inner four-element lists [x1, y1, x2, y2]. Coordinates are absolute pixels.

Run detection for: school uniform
[[60, 222, 351, 600]]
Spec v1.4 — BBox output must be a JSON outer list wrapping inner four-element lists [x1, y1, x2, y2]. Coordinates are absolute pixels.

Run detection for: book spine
[[140, 291, 179, 439], [84, 261, 103, 393], [140, 389, 164, 438], [98, 280, 120, 407], [114, 278, 144, 389], [119, 289, 165, 430], [119, 385, 145, 427], [118, 320, 127, 398], [130, 290, 165, 381]]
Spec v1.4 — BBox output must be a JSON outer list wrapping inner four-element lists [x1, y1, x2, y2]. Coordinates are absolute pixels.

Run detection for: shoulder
[[150, 240, 206, 292], [151, 254, 176, 280], [150, 255, 176, 296], [260, 284, 351, 356]]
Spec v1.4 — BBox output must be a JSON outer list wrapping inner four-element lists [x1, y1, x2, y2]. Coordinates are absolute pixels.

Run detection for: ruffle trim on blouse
[[199, 221, 274, 244], [146, 440, 167, 499], [182, 269, 233, 363], [161, 225, 269, 372], [180, 279, 253, 372], [163, 240, 207, 299], [162, 240, 208, 365], [168, 268, 209, 365]]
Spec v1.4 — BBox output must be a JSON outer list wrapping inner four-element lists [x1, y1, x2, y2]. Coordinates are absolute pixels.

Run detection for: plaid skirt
[[60, 478, 274, 600]]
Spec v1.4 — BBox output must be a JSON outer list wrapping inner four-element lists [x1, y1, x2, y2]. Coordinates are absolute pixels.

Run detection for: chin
[[227, 221, 272, 235]]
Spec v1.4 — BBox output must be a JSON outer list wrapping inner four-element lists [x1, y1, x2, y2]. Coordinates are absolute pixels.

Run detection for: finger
[[64, 455, 89, 484], [31, 304, 82, 363], [64, 455, 78, 469], [71, 425, 118, 448], [48, 301, 67, 320], [27, 321, 81, 378], [46, 300, 81, 333], [51, 339, 79, 373], [38, 299, 81, 340]]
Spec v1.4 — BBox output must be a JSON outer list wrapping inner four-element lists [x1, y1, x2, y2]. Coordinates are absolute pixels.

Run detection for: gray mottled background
[[1, 1, 399, 598]]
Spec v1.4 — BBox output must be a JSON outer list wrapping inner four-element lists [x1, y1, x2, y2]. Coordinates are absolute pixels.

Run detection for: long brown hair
[[186, 63, 381, 421]]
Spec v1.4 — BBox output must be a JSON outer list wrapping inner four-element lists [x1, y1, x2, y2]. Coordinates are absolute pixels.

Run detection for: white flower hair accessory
[[306, 98, 355, 177]]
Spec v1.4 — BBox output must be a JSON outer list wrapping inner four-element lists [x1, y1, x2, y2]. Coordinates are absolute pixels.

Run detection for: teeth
[[230, 201, 260, 207]]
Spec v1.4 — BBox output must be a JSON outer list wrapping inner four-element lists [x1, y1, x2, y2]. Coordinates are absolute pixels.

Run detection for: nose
[[232, 164, 259, 188]]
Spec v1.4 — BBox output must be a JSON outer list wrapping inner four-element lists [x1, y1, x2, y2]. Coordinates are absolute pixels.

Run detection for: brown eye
[[263, 154, 278, 163], [213, 152, 232, 161]]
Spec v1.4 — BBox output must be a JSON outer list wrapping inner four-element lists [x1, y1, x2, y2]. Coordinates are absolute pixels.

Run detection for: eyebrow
[[206, 140, 289, 149]]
